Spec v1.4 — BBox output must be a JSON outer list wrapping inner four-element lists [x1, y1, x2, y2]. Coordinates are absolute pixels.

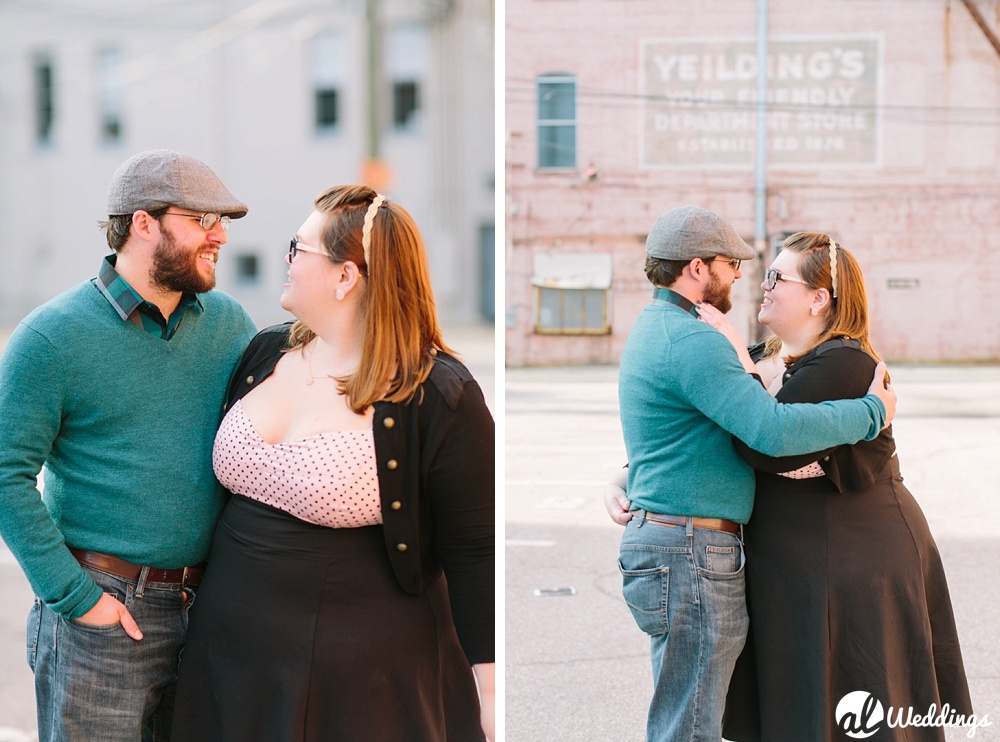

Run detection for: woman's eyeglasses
[[287, 237, 327, 262], [763, 268, 810, 291]]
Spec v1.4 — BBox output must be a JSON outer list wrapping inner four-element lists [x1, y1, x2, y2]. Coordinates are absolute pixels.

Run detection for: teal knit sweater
[[618, 300, 886, 524], [0, 280, 256, 618]]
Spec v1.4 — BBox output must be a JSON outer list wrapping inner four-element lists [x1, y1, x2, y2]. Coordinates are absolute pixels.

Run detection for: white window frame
[[536, 73, 577, 170], [386, 25, 428, 133], [96, 47, 124, 145], [531, 252, 612, 335], [312, 32, 344, 134]]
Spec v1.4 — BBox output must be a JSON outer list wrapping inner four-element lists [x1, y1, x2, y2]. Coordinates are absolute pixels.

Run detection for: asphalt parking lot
[[506, 363, 1000, 742]]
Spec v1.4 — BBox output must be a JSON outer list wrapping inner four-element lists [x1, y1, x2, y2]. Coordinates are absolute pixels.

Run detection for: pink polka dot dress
[[776, 461, 826, 479], [213, 399, 381, 528]]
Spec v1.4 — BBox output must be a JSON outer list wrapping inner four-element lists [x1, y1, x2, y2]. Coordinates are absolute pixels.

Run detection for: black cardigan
[[738, 339, 897, 491], [223, 323, 495, 664]]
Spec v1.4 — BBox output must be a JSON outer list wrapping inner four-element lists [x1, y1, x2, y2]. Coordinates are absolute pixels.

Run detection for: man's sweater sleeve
[[675, 330, 885, 456], [0, 323, 103, 617], [734, 347, 876, 471]]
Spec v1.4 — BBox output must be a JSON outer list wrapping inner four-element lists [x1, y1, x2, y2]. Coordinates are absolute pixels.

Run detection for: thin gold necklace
[[304, 344, 356, 386]]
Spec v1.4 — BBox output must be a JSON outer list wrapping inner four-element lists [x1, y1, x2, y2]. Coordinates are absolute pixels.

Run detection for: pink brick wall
[[505, 0, 1000, 365]]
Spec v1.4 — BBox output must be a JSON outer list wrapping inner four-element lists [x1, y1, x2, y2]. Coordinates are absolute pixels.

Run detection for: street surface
[[0, 324, 494, 742], [506, 364, 1000, 742]]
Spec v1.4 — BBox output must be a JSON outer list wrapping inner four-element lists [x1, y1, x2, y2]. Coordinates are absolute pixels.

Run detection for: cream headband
[[828, 240, 839, 299], [361, 194, 386, 268]]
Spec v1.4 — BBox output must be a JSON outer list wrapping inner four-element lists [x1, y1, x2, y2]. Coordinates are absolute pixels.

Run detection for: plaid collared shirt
[[94, 255, 201, 339]]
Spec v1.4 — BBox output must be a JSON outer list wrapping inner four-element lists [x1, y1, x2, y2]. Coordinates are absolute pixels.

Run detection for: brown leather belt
[[638, 511, 740, 534], [69, 548, 205, 588]]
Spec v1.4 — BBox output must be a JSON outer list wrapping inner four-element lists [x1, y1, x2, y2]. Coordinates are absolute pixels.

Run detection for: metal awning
[[531, 252, 612, 289]]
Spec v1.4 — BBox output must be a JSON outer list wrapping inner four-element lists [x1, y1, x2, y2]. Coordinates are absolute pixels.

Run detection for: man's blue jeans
[[26, 565, 191, 742], [619, 515, 748, 742]]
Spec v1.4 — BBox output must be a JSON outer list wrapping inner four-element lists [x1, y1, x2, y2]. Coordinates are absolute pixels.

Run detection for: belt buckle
[[181, 566, 192, 589]]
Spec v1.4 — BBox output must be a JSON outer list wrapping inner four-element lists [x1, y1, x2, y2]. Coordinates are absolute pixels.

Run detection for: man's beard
[[702, 265, 733, 314], [151, 226, 216, 294]]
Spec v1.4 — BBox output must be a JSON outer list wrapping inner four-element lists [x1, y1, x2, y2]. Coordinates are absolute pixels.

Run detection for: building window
[[537, 73, 576, 169], [532, 252, 611, 334], [536, 288, 609, 334], [34, 55, 55, 145], [234, 253, 260, 286], [96, 47, 124, 144], [316, 89, 339, 128], [312, 32, 343, 133], [386, 25, 427, 132], [392, 80, 419, 128]]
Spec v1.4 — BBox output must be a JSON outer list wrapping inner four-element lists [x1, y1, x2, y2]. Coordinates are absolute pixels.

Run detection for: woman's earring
[[335, 288, 345, 301], [810, 307, 818, 316]]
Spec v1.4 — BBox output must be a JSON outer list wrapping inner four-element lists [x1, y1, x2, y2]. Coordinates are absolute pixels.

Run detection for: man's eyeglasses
[[162, 211, 231, 231], [763, 268, 810, 291], [710, 257, 742, 271], [287, 237, 327, 262]]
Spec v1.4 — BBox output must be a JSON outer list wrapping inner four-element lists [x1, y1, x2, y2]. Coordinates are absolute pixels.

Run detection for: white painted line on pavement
[[533, 587, 576, 597], [535, 496, 587, 509], [506, 479, 603, 486], [505, 445, 624, 454]]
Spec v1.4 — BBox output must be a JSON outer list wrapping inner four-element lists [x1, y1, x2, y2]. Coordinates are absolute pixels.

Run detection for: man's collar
[[95, 254, 202, 321], [652, 287, 699, 317]]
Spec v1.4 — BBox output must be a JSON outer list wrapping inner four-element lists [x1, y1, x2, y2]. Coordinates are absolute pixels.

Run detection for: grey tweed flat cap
[[106, 149, 248, 218], [646, 206, 755, 261]]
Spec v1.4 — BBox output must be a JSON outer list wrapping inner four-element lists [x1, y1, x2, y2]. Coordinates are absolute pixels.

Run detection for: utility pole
[[362, 0, 391, 190], [366, 0, 380, 161]]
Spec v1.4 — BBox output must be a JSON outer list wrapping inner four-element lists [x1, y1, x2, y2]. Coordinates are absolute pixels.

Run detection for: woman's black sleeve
[[425, 380, 496, 664], [733, 347, 875, 472]]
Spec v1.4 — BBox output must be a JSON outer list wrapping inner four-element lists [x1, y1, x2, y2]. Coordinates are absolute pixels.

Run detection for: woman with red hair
[[172, 186, 494, 741]]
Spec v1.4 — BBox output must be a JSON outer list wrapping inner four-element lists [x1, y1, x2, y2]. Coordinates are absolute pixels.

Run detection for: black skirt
[[723, 458, 972, 742], [171, 495, 484, 742]]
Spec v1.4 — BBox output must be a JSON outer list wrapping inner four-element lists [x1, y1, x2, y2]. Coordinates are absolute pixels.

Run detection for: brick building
[[505, 0, 1000, 365]]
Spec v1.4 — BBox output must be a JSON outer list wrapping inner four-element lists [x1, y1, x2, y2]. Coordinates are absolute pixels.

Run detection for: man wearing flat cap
[[0, 150, 257, 742], [610, 206, 896, 741]]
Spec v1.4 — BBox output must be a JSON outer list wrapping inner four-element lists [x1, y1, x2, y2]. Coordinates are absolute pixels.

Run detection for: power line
[[507, 82, 1000, 118]]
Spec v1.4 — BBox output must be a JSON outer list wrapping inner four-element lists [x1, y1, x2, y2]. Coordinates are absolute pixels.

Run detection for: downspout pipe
[[754, 0, 769, 258]]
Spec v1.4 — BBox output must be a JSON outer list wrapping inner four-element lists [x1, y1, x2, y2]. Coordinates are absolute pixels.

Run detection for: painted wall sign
[[641, 37, 880, 167]]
